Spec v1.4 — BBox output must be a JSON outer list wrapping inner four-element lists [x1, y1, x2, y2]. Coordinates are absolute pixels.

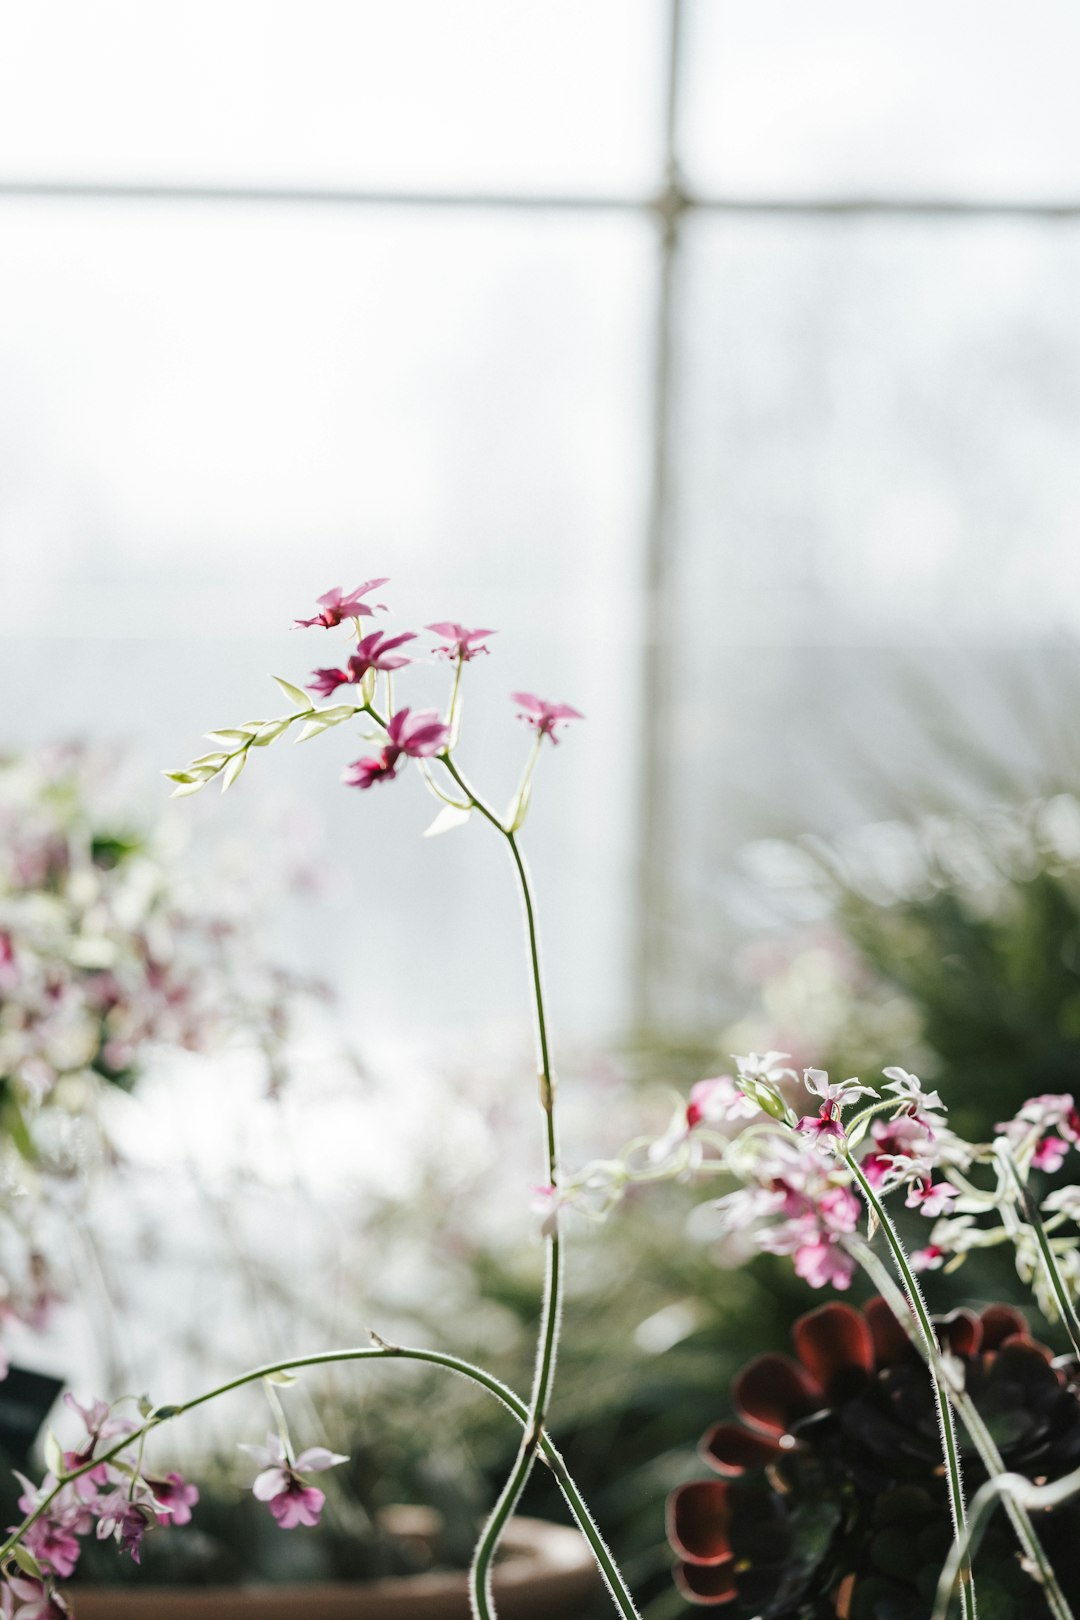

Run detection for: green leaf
[[250, 717, 293, 747], [263, 1368, 298, 1387], [424, 805, 472, 838], [273, 676, 311, 710], [170, 779, 208, 798], [295, 719, 330, 743], [206, 727, 258, 745], [164, 770, 196, 784], [221, 752, 248, 792], [187, 752, 229, 770]]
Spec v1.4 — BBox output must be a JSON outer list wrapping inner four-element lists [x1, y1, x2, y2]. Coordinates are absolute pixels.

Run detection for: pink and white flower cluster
[[1, 1394, 199, 1613], [0, 1394, 351, 1612], [0, 748, 313, 1359]]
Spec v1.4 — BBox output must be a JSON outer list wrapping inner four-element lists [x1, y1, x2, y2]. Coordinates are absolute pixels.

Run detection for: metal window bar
[[4, 0, 1079, 1019]]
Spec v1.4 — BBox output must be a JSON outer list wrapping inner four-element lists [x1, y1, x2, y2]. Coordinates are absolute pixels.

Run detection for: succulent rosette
[[669, 1299, 1080, 1617]]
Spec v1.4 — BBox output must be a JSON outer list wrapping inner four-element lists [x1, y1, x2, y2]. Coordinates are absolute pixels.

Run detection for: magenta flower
[[1033, 1135, 1070, 1172], [905, 1178, 959, 1218], [793, 1235, 856, 1290], [240, 1434, 347, 1530], [685, 1075, 760, 1130], [94, 1492, 155, 1561], [2, 1575, 69, 1619], [294, 581, 389, 629], [342, 753, 396, 791], [308, 630, 417, 696], [796, 1103, 847, 1144], [511, 692, 583, 744], [427, 622, 496, 662], [20, 1517, 81, 1580], [146, 1471, 200, 1527], [343, 707, 451, 791]]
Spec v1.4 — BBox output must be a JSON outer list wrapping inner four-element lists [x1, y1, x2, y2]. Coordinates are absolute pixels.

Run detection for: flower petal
[[699, 1422, 783, 1477], [979, 1304, 1028, 1350], [674, 1559, 738, 1604], [252, 1467, 289, 1501], [667, 1480, 732, 1564], [293, 1447, 348, 1474], [733, 1354, 822, 1436], [792, 1303, 874, 1397]]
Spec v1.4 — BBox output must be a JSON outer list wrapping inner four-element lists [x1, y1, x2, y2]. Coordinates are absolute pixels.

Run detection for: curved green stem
[[0, 1343, 639, 1619], [845, 1154, 975, 1619], [997, 1143, 1080, 1358], [436, 753, 565, 1619]]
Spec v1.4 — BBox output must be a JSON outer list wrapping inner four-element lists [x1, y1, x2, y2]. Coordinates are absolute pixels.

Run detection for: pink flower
[[240, 1434, 347, 1531], [343, 707, 451, 791], [146, 1471, 199, 1527], [294, 581, 389, 629], [308, 630, 417, 696], [94, 1492, 155, 1561], [793, 1235, 855, 1290], [818, 1186, 860, 1234], [910, 1244, 945, 1273], [998, 1093, 1080, 1147], [905, 1178, 959, 1218], [796, 1104, 846, 1145], [511, 692, 583, 744], [1033, 1135, 1070, 1173], [21, 1517, 81, 1580], [685, 1076, 759, 1130], [427, 622, 496, 661], [2, 1575, 69, 1619]]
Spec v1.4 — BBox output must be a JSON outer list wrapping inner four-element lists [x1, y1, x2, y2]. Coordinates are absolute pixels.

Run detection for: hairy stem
[[850, 1240, 1072, 1620], [844, 1155, 975, 1620], [997, 1143, 1080, 1359]]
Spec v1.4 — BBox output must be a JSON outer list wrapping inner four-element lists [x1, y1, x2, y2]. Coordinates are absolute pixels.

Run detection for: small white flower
[[803, 1068, 877, 1107], [882, 1067, 945, 1114]]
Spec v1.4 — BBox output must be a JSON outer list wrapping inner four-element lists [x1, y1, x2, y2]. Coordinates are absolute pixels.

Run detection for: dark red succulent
[[668, 1299, 1080, 1618]]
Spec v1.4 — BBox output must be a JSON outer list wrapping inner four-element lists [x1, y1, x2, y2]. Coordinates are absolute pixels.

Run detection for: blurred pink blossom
[[511, 692, 583, 744], [294, 581, 389, 629]]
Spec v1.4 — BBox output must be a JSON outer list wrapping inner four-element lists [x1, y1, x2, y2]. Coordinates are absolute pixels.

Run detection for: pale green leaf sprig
[[164, 676, 364, 797]]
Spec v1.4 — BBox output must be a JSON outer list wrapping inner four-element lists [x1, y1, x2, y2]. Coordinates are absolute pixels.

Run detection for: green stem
[[845, 1154, 975, 1620], [437, 753, 564, 1620], [997, 1143, 1080, 1359], [851, 1239, 1072, 1620], [0, 1343, 639, 1619]]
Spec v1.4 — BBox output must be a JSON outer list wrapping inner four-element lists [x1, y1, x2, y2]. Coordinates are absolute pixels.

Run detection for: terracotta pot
[[70, 1517, 601, 1619]]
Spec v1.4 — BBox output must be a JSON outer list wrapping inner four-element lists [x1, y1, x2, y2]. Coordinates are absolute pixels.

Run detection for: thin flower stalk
[[434, 752, 564, 1620], [844, 1152, 976, 1620], [996, 1142, 1080, 1359]]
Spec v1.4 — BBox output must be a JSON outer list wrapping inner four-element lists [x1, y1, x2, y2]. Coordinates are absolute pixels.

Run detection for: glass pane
[[682, 1, 1080, 200], [0, 203, 652, 1039], [0, 0, 663, 195], [656, 215, 1080, 1020]]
